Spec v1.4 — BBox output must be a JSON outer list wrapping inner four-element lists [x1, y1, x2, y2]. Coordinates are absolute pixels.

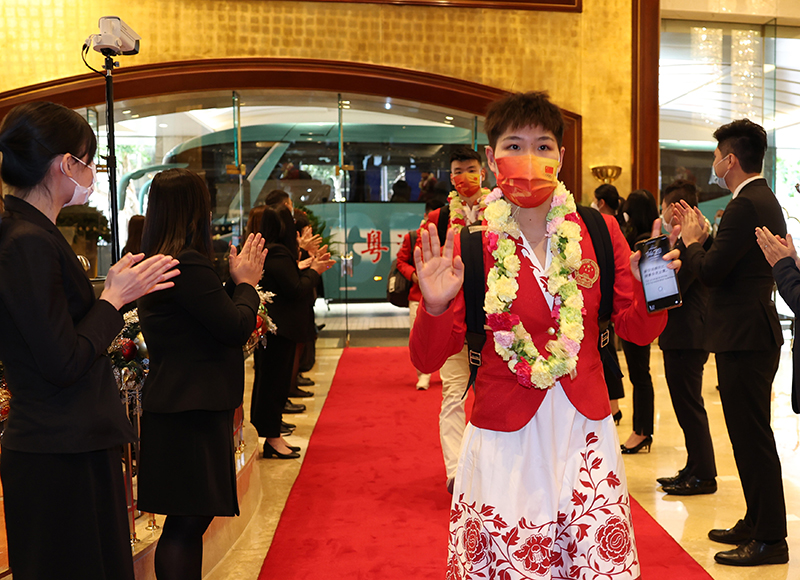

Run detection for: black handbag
[[386, 230, 417, 307]]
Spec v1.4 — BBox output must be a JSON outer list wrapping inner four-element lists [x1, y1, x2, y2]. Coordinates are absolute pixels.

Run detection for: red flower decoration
[[514, 359, 533, 387], [512, 534, 553, 574], [565, 212, 581, 223], [487, 231, 499, 253], [595, 516, 632, 565], [445, 554, 463, 580], [463, 518, 490, 564], [487, 312, 520, 331]]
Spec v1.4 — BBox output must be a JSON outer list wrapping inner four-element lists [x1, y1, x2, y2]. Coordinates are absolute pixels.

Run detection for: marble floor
[[203, 303, 799, 580]]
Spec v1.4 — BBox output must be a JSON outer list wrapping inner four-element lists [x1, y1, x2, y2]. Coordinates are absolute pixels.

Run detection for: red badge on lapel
[[576, 258, 600, 288]]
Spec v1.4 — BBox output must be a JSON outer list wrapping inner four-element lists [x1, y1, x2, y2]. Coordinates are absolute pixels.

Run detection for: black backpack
[[386, 230, 418, 307], [460, 204, 617, 394]]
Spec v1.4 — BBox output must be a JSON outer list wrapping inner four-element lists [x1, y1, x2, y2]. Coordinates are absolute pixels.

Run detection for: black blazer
[[658, 237, 712, 351], [260, 244, 320, 343], [683, 179, 786, 352], [138, 249, 259, 413], [773, 257, 800, 413], [0, 196, 136, 453]]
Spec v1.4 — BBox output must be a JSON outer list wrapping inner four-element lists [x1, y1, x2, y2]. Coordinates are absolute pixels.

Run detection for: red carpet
[[259, 347, 712, 579]]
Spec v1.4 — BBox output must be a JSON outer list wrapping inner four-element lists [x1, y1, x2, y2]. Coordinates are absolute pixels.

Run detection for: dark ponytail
[[0, 102, 97, 197]]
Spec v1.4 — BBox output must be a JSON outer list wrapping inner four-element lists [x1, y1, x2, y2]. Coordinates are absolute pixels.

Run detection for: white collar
[[731, 175, 763, 199]]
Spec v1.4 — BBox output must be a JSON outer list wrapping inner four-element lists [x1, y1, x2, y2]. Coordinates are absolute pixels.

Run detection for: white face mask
[[61, 156, 96, 207], [659, 213, 673, 234], [709, 154, 731, 190]]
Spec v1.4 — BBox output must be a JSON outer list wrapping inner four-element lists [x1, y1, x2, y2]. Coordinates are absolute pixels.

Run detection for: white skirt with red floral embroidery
[[448, 385, 640, 580]]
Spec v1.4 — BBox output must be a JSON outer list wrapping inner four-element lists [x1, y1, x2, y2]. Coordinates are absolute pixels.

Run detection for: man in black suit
[[677, 118, 788, 567], [656, 181, 716, 496], [756, 227, 800, 415]]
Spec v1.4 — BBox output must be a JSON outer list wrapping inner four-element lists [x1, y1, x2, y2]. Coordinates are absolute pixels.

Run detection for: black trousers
[[662, 349, 715, 480], [716, 349, 786, 541], [621, 339, 654, 436], [603, 325, 625, 401], [250, 334, 296, 438]]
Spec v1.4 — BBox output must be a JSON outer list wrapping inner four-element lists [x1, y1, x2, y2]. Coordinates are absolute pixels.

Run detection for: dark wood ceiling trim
[[0, 58, 582, 199]]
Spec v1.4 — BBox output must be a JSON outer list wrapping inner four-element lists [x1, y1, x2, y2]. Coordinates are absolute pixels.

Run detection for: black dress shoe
[[662, 475, 717, 496], [286, 444, 301, 452], [709, 520, 752, 545], [612, 410, 622, 425], [297, 374, 315, 387], [714, 539, 788, 566], [280, 425, 294, 436], [620, 435, 652, 454], [282, 420, 296, 430], [262, 441, 300, 459], [656, 468, 688, 487], [284, 401, 306, 414], [288, 387, 313, 398]]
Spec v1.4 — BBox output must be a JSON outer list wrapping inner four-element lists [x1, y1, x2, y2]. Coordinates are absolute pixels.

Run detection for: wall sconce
[[591, 165, 622, 184]]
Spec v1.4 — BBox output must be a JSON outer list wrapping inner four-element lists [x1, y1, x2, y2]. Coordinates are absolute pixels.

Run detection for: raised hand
[[629, 218, 682, 283], [413, 223, 464, 316], [310, 244, 335, 274], [101, 253, 181, 310], [672, 200, 708, 246], [756, 227, 798, 268], [229, 233, 268, 287]]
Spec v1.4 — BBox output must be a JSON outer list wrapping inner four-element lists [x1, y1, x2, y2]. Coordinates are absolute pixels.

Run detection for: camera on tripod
[[84, 16, 141, 56]]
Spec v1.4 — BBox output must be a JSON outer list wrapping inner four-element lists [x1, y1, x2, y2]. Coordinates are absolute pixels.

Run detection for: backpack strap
[[437, 206, 450, 247], [460, 224, 486, 397], [575, 204, 622, 378], [408, 230, 418, 266]]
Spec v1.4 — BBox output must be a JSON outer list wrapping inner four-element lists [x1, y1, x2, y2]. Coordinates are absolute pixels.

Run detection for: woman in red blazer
[[410, 92, 679, 580]]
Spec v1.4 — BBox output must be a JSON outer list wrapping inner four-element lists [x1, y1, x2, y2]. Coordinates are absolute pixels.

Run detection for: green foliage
[[297, 203, 338, 256], [56, 205, 112, 243]]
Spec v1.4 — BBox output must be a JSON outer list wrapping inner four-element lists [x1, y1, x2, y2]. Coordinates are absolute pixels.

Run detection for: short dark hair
[[141, 168, 214, 260], [0, 102, 97, 197], [425, 198, 446, 213], [594, 184, 621, 211], [484, 91, 565, 149], [449, 147, 482, 166], [263, 189, 290, 209], [663, 179, 698, 207], [260, 205, 298, 258], [713, 119, 767, 174]]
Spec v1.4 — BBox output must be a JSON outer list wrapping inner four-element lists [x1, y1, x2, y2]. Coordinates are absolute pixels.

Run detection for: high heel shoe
[[263, 441, 300, 459], [620, 435, 652, 454], [612, 411, 622, 425]]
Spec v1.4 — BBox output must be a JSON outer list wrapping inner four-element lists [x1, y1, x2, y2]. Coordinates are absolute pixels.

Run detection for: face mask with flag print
[[452, 172, 482, 198], [494, 155, 559, 208]]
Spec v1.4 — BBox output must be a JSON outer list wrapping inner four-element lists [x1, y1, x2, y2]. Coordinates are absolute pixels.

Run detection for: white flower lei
[[447, 189, 489, 231], [483, 183, 585, 389]]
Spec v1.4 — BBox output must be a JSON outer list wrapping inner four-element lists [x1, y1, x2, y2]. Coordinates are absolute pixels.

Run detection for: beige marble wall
[[0, 0, 634, 196]]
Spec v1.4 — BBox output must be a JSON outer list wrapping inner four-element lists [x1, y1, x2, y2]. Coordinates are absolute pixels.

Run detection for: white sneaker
[[416, 375, 430, 390]]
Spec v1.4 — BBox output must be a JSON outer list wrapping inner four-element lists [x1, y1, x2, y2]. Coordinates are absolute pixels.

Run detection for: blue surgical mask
[[709, 155, 731, 190]]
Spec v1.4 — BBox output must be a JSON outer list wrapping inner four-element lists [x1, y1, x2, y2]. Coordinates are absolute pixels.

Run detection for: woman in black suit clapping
[[137, 168, 266, 580], [0, 102, 179, 580], [250, 206, 333, 458]]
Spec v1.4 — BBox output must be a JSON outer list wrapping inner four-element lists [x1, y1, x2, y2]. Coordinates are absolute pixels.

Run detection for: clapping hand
[[101, 253, 181, 310], [629, 218, 682, 283], [298, 226, 323, 256], [310, 244, 335, 274], [755, 227, 798, 268], [413, 223, 464, 316], [671, 200, 708, 246], [229, 233, 268, 287]]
